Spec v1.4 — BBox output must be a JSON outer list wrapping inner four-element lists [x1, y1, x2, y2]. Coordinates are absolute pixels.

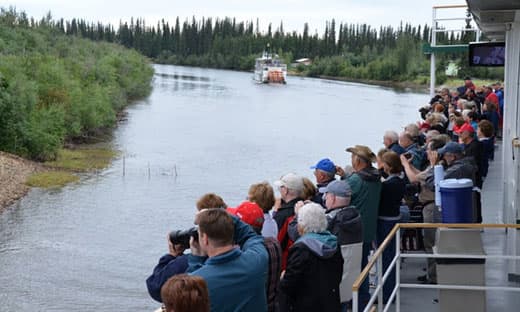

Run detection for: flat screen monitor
[[469, 42, 505, 67]]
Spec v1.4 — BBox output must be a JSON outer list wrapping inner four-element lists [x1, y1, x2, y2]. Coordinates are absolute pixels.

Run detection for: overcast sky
[[3, 0, 469, 33]]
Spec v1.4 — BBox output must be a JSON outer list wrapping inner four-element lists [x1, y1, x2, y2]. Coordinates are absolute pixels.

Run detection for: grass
[[44, 148, 117, 171], [26, 171, 79, 188], [25, 147, 117, 188]]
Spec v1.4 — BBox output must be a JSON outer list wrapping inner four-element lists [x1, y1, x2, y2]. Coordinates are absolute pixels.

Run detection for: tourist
[[279, 203, 343, 312], [196, 193, 227, 210], [146, 232, 189, 303], [456, 124, 483, 223], [477, 119, 495, 178], [227, 201, 282, 312], [160, 274, 210, 312], [310, 158, 337, 206], [188, 209, 268, 312], [401, 139, 445, 284], [302, 177, 318, 201], [383, 130, 405, 155], [273, 173, 304, 269], [399, 131, 426, 170], [377, 151, 406, 302], [341, 145, 381, 308], [248, 182, 278, 239], [273, 173, 304, 230], [287, 180, 363, 310]]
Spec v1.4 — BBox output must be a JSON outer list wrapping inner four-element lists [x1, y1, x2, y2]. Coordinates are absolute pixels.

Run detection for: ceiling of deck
[[467, 0, 520, 40]]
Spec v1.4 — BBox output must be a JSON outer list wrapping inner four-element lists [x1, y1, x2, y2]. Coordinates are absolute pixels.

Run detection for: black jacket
[[279, 233, 343, 312], [379, 175, 406, 218], [273, 198, 302, 230]]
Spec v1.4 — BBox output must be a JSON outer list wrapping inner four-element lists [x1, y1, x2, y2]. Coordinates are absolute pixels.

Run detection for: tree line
[[37, 12, 502, 81], [0, 8, 153, 160]]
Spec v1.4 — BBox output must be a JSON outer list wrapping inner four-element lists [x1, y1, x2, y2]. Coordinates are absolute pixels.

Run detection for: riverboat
[[253, 51, 287, 84]]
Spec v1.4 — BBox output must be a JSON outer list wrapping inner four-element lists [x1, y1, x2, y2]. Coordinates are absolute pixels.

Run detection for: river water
[[0, 65, 428, 311]]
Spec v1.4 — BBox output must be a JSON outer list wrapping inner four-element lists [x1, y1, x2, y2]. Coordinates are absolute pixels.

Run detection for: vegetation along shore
[[0, 9, 153, 210]]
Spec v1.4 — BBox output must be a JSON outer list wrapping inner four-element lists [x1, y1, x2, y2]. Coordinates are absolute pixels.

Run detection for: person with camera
[[146, 229, 195, 303], [188, 208, 269, 312], [400, 138, 446, 284]]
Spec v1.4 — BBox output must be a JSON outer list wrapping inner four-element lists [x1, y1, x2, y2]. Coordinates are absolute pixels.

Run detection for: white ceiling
[[467, 0, 520, 40]]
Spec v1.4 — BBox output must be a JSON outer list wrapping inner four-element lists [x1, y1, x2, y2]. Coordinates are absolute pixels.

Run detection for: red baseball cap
[[227, 201, 264, 229], [455, 123, 475, 134]]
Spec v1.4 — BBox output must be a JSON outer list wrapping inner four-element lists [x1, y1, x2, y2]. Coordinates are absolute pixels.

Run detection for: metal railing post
[[353, 290, 358, 312], [377, 256, 383, 312], [396, 227, 401, 312]]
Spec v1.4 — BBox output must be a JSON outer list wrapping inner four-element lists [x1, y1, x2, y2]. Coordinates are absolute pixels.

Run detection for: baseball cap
[[318, 180, 352, 198], [455, 123, 475, 134], [437, 142, 464, 156], [310, 158, 336, 174], [274, 173, 304, 191], [346, 145, 376, 163], [227, 201, 265, 229]]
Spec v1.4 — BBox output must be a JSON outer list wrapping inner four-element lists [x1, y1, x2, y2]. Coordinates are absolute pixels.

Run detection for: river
[[0, 65, 428, 311]]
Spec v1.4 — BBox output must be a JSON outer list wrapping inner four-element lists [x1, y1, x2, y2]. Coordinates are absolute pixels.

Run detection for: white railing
[[352, 223, 520, 312]]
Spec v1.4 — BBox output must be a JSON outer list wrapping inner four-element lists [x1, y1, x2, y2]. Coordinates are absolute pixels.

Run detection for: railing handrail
[[352, 223, 520, 291], [433, 4, 467, 9]]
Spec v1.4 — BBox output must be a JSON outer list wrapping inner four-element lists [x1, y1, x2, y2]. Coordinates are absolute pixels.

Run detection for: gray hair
[[384, 130, 399, 143], [298, 203, 328, 234]]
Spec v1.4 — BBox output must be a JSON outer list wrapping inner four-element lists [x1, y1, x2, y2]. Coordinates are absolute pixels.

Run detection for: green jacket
[[347, 167, 382, 242]]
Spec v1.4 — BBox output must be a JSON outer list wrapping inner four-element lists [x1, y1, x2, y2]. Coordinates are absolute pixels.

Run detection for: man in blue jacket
[[188, 208, 269, 312]]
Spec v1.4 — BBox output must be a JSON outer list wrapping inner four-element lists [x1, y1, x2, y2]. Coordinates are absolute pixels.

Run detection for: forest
[[0, 9, 153, 160], [46, 14, 502, 82], [0, 8, 504, 160]]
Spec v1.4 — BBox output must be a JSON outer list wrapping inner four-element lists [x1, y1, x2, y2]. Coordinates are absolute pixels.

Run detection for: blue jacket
[[146, 254, 189, 302], [188, 217, 269, 312]]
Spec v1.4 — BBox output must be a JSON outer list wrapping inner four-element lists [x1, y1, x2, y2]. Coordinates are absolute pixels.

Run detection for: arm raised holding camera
[[146, 233, 190, 303]]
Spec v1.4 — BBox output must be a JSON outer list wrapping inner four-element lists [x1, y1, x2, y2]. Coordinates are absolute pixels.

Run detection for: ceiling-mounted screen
[[469, 42, 505, 67]]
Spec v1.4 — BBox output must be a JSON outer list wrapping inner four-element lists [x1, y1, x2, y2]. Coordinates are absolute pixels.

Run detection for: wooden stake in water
[[174, 165, 178, 178], [123, 156, 126, 177], [148, 162, 151, 179]]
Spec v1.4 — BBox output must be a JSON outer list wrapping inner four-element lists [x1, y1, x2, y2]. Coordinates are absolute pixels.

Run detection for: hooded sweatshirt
[[347, 167, 382, 242], [279, 231, 343, 312]]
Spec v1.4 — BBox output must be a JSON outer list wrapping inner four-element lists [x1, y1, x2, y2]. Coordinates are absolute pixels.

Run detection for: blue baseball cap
[[310, 158, 336, 174]]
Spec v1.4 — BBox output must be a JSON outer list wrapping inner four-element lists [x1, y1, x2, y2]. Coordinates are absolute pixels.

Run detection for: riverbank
[[288, 71, 498, 94], [0, 152, 43, 212]]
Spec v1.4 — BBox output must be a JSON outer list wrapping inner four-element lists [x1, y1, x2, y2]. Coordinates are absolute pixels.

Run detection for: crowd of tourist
[[146, 77, 501, 312]]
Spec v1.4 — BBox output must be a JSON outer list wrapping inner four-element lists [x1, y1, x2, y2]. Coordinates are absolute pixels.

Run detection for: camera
[[403, 152, 413, 160], [169, 227, 199, 249]]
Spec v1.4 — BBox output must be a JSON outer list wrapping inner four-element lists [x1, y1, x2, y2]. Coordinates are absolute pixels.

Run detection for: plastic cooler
[[439, 178, 473, 223]]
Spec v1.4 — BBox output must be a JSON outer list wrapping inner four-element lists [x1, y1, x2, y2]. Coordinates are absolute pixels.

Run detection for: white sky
[[3, 0, 469, 34]]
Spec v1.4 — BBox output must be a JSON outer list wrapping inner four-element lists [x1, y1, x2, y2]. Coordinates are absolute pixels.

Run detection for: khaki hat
[[346, 145, 376, 163]]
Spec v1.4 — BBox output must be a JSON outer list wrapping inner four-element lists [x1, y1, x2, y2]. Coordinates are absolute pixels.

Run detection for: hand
[[273, 197, 281, 212], [280, 270, 285, 279], [294, 200, 305, 214], [400, 154, 412, 167], [335, 165, 345, 178], [190, 236, 207, 257], [427, 150, 439, 165]]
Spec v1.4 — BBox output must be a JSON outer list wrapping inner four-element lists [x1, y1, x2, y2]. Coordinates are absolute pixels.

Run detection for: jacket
[[444, 157, 476, 182], [378, 174, 406, 218], [347, 167, 382, 242], [188, 217, 269, 312], [146, 254, 189, 302], [273, 198, 302, 230], [279, 232, 343, 312]]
